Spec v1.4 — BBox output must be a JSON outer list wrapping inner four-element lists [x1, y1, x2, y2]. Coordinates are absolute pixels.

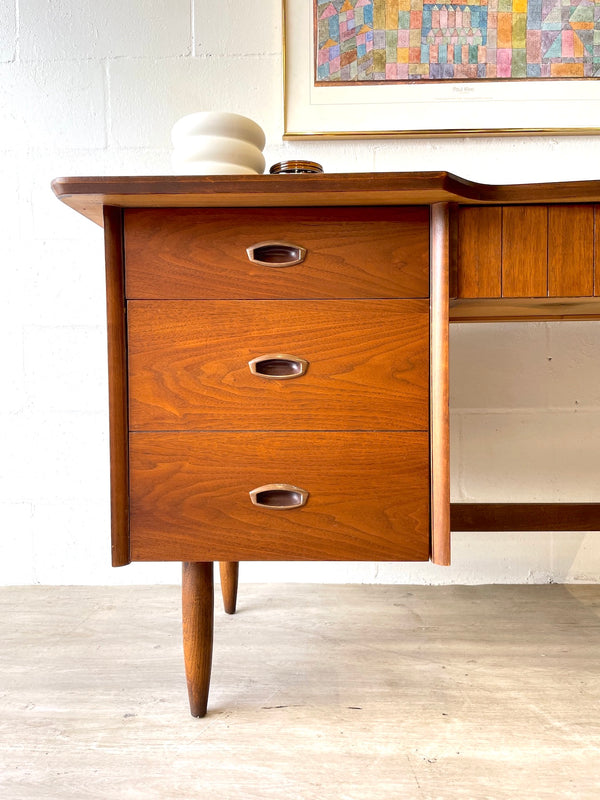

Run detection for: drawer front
[[127, 299, 429, 431], [124, 207, 430, 299], [129, 432, 430, 561]]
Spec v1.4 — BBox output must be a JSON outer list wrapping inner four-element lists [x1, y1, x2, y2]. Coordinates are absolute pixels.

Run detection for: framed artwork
[[283, 0, 600, 138]]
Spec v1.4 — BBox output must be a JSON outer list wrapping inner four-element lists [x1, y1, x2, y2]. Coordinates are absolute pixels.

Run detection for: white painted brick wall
[[0, 1, 16, 62], [108, 55, 281, 149], [2, 0, 599, 585]]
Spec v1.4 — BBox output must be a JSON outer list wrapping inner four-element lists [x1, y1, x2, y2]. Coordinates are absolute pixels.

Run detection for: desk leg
[[182, 562, 214, 717], [219, 561, 239, 615]]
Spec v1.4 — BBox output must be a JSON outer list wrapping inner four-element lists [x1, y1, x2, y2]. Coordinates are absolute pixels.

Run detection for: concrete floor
[[1, 584, 599, 800]]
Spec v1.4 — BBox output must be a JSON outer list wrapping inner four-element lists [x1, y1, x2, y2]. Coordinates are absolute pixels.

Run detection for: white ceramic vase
[[171, 112, 266, 175]]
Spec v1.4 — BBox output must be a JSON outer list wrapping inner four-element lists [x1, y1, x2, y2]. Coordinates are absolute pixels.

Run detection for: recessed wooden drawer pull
[[246, 241, 307, 267], [248, 353, 308, 379], [249, 484, 309, 510]]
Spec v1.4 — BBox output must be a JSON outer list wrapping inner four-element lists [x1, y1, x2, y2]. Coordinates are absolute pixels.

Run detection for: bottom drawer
[[129, 432, 430, 561]]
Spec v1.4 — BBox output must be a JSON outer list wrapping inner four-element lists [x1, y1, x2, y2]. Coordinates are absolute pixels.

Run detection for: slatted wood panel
[[502, 206, 547, 297], [458, 205, 597, 300], [457, 206, 501, 298], [548, 205, 594, 297]]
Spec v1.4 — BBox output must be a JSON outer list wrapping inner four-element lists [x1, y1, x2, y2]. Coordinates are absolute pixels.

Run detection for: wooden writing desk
[[53, 172, 600, 715]]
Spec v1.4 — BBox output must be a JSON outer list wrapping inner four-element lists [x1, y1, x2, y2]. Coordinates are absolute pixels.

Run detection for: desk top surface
[[52, 172, 600, 227]]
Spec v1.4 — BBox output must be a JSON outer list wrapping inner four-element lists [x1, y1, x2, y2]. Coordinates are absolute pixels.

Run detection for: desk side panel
[[430, 203, 451, 566], [103, 206, 131, 566], [595, 206, 600, 297]]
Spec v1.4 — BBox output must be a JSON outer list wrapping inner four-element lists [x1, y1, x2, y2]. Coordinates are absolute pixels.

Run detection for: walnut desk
[[52, 172, 600, 716]]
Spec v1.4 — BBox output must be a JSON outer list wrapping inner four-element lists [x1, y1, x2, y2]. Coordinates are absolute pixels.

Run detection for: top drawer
[[124, 207, 430, 299]]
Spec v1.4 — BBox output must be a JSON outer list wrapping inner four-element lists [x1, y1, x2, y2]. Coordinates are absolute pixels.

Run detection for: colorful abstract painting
[[315, 0, 600, 82]]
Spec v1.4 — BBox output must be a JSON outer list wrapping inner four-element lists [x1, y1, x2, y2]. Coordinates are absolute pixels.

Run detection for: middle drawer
[[128, 299, 429, 431]]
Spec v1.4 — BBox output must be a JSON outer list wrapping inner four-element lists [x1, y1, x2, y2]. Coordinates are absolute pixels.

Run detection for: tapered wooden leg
[[219, 561, 239, 615], [182, 562, 214, 717]]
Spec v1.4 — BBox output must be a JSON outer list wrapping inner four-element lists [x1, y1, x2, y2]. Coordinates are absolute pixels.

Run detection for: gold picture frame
[[283, 0, 600, 139]]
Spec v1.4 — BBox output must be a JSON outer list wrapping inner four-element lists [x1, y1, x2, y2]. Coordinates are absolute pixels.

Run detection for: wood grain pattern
[[103, 207, 130, 567], [129, 432, 430, 562], [51, 172, 482, 225], [548, 205, 594, 297], [451, 503, 600, 531], [502, 206, 548, 297], [124, 207, 430, 300], [127, 300, 429, 432], [448, 204, 459, 300], [219, 562, 239, 615], [450, 296, 600, 321], [182, 562, 214, 717], [430, 204, 451, 566], [457, 206, 502, 298], [52, 173, 600, 227], [595, 205, 600, 297]]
